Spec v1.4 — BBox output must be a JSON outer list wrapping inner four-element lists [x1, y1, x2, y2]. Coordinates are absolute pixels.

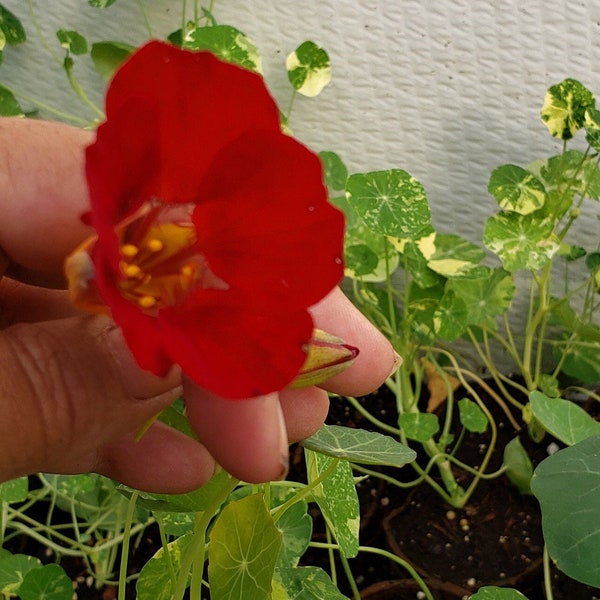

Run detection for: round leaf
[[19, 565, 73, 600], [0, 84, 24, 116], [0, 5, 26, 46], [302, 424, 416, 467], [184, 25, 262, 73], [458, 398, 488, 433], [532, 434, 600, 587], [208, 494, 282, 600], [286, 41, 331, 97], [319, 151, 348, 190], [399, 412, 440, 442], [56, 30, 88, 55], [488, 164, 546, 214], [503, 437, 533, 495], [90, 41, 133, 81], [346, 169, 434, 240], [541, 78, 595, 140], [483, 212, 559, 272]]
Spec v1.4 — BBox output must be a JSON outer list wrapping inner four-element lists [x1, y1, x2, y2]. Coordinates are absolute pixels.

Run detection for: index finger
[[0, 118, 93, 284]]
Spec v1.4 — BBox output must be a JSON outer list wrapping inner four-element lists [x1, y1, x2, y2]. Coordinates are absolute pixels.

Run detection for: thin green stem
[[63, 57, 105, 120], [135, 0, 153, 38], [543, 545, 554, 600], [343, 396, 401, 436], [117, 491, 139, 600], [173, 475, 239, 600], [337, 549, 360, 600]]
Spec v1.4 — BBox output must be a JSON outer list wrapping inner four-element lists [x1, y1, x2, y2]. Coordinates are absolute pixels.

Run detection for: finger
[[310, 287, 399, 396], [182, 379, 289, 483], [0, 314, 182, 483], [0, 279, 80, 327], [279, 386, 330, 443], [94, 421, 216, 494], [0, 118, 94, 282]]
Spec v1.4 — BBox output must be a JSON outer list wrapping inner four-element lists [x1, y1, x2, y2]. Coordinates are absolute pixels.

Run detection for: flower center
[[117, 204, 227, 314]]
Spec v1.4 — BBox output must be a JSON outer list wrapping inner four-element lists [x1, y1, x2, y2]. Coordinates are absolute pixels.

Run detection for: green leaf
[[503, 437, 533, 494], [446, 267, 515, 327], [469, 587, 529, 600], [346, 170, 434, 240], [488, 164, 546, 214], [399, 412, 440, 442], [136, 534, 192, 600], [208, 493, 282, 600], [557, 338, 600, 384], [184, 25, 262, 73], [56, 30, 88, 55], [344, 243, 379, 277], [0, 5, 26, 46], [458, 398, 488, 433], [531, 434, 600, 586], [88, 0, 118, 7], [319, 151, 348, 191], [274, 566, 348, 599], [418, 232, 485, 277], [530, 390, 600, 446], [433, 290, 468, 341], [302, 424, 416, 467], [19, 564, 73, 600], [541, 78, 595, 140], [343, 226, 399, 282], [119, 468, 230, 513], [153, 510, 195, 537], [0, 554, 42, 595], [0, 476, 28, 503], [90, 41, 134, 81], [305, 451, 359, 558], [584, 106, 600, 151], [483, 212, 559, 271], [276, 500, 312, 569], [0, 83, 24, 116], [538, 149, 600, 202], [286, 41, 331, 97]]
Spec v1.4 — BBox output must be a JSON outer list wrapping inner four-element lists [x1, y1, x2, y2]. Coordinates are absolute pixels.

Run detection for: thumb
[[0, 314, 213, 491]]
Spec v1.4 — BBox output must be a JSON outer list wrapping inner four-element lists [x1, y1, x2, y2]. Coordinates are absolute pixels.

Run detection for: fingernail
[[388, 351, 403, 379]]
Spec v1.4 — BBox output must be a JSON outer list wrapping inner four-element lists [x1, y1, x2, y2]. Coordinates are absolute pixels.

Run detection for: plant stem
[[543, 545, 555, 600], [173, 474, 239, 600], [117, 490, 139, 600]]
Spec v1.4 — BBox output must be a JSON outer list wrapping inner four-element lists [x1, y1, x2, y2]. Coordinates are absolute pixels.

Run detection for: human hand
[[0, 118, 397, 493]]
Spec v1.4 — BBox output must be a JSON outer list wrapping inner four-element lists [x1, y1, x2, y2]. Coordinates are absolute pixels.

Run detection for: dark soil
[[5, 383, 600, 599], [302, 383, 600, 600]]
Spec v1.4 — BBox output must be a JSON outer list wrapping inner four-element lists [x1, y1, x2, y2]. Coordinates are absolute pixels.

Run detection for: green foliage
[[302, 424, 416, 466], [529, 391, 600, 446], [0, 3, 25, 64], [90, 41, 134, 81], [273, 566, 348, 599], [0, 83, 24, 116], [458, 398, 488, 433], [541, 78, 595, 139], [502, 437, 533, 494], [56, 29, 88, 55], [18, 564, 73, 600], [179, 25, 262, 73], [469, 587, 529, 600], [286, 41, 331, 97], [208, 494, 282, 600], [532, 434, 600, 587]]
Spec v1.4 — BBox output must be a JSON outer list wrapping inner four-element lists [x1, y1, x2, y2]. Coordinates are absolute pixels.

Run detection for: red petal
[[161, 289, 313, 398], [193, 131, 345, 307]]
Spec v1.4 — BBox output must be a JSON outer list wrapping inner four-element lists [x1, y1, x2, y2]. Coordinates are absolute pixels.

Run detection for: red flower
[[65, 40, 345, 399]]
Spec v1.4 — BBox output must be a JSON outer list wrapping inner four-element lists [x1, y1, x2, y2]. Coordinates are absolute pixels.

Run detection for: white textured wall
[[2, 0, 599, 242]]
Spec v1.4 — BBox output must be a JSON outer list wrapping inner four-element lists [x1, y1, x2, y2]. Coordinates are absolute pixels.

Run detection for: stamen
[[121, 244, 139, 258], [138, 295, 158, 309], [147, 239, 164, 253], [181, 265, 194, 277], [121, 263, 142, 278]]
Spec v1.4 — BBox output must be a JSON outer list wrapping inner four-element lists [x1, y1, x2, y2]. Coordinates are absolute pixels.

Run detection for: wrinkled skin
[[0, 118, 397, 493]]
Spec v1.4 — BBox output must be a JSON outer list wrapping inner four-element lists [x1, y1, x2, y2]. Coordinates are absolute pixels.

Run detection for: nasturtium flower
[[65, 40, 347, 399]]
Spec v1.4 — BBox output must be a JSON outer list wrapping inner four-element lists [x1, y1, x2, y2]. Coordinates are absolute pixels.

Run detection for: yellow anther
[[147, 238, 164, 252], [138, 295, 157, 309], [181, 265, 194, 277], [122, 263, 142, 278], [121, 244, 139, 258]]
